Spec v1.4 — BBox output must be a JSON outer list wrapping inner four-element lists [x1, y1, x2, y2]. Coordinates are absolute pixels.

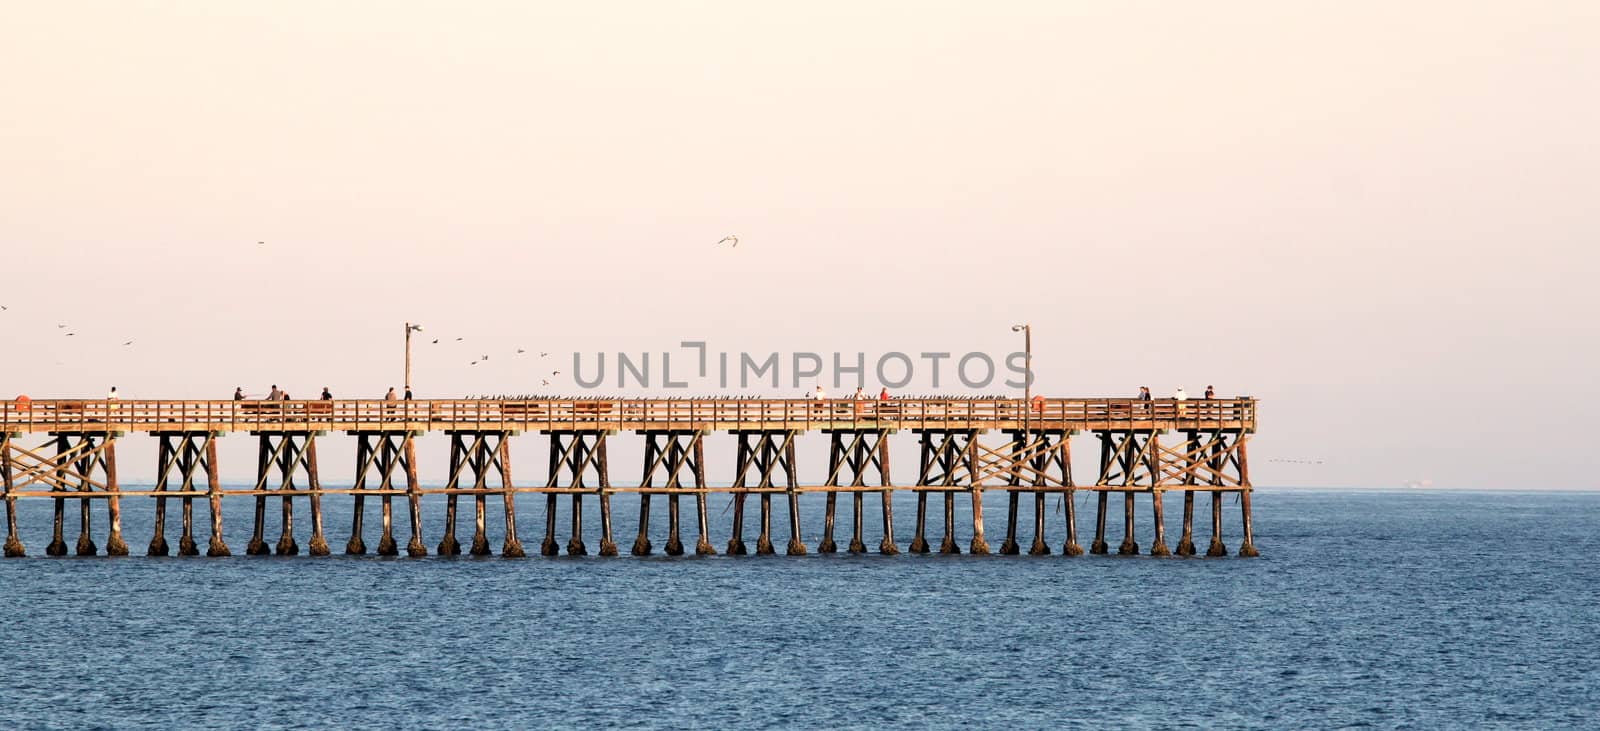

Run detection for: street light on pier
[[1012, 323, 1032, 458], [405, 322, 424, 392]]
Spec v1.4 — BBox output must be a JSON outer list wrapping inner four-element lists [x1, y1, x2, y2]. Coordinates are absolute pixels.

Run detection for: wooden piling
[[1000, 490, 1021, 555], [1116, 493, 1138, 555], [2, 434, 24, 557], [71, 437, 96, 556], [785, 437, 805, 556], [693, 436, 714, 555], [1238, 441, 1258, 557], [246, 435, 269, 556], [274, 437, 300, 556], [499, 435, 526, 557], [1090, 490, 1109, 554], [1063, 489, 1084, 556], [1028, 492, 1049, 555], [437, 435, 462, 556], [908, 491, 929, 553], [939, 492, 959, 554], [205, 436, 230, 556], [1177, 490, 1197, 556], [818, 492, 838, 553], [404, 435, 426, 556], [150, 436, 173, 556], [756, 493, 775, 555], [727, 492, 748, 555], [1207, 491, 1227, 556], [306, 438, 329, 556], [632, 496, 653, 556], [1149, 489, 1171, 556], [104, 438, 129, 556], [848, 490, 866, 554], [968, 433, 990, 555], [665, 491, 684, 556], [375, 438, 397, 556], [598, 435, 618, 556], [878, 437, 897, 555], [346, 437, 369, 554], [177, 439, 198, 556], [469, 435, 494, 556]]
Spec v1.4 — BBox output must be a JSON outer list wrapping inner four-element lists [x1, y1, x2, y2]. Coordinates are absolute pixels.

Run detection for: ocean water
[[1, 488, 1597, 729]]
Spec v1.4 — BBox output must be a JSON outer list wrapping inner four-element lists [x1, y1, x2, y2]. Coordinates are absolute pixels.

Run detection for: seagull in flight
[[541, 379, 550, 386], [516, 348, 525, 354], [539, 352, 549, 358], [432, 339, 439, 344], [123, 341, 134, 346], [717, 234, 739, 248], [57, 324, 67, 329]]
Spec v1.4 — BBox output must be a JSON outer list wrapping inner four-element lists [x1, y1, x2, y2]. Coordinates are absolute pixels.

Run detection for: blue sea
[[1, 489, 1596, 729]]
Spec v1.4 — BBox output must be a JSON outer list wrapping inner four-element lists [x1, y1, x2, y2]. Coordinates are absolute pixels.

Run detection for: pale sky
[[1, 2, 1596, 488]]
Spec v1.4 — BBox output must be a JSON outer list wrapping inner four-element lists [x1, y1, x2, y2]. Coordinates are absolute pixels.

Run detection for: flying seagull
[[551, 370, 561, 376], [123, 341, 134, 346], [516, 348, 525, 354], [455, 337, 464, 341], [432, 339, 439, 344], [541, 379, 550, 386], [57, 324, 67, 329], [539, 352, 548, 357], [717, 234, 739, 247]]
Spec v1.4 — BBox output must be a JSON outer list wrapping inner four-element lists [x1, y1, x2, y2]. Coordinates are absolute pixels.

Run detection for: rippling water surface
[[2, 489, 1597, 729]]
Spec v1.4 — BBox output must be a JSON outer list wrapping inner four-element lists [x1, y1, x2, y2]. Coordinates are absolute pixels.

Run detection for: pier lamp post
[[405, 322, 423, 391], [1012, 323, 1032, 472]]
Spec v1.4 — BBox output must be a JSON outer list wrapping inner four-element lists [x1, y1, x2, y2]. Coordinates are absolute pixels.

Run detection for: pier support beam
[[730, 430, 800, 556], [205, 436, 230, 556], [915, 430, 981, 555], [998, 429, 1073, 556], [347, 432, 414, 556], [150, 433, 214, 556], [441, 431, 516, 557], [1, 434, 22, 557], [545, 430, 611, 556], [1237, 440, 1258, 557], [16, 433, 124, 556], [247, 432, 320, 556], [637, 430, 709, 556], [820, 430, 891, 555]]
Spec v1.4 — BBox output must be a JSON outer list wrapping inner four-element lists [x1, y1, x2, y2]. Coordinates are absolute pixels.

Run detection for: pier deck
[[1, 397, 1258, 559]]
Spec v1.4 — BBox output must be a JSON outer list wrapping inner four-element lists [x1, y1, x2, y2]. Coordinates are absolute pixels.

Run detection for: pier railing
[[0, 398, 1255, 433]]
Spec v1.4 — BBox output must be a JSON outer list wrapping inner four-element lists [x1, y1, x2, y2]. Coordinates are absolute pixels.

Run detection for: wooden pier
[[0, 398, 1258, 559]]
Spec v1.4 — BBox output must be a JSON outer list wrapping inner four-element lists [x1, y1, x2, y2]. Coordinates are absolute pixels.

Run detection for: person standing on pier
[[233, 387, 245, 401], [267, 385, 281, 401], [1204, 385, 1215, 399], [879, 387, 890, 400], [107, 386, 118, 400], [385, 387, 398, 401], [320, 387, 333, 400], [403, 387, 413, 400], [1174, 386, 1189, 418]]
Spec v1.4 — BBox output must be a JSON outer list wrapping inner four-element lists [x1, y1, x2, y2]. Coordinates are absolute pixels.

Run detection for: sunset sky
[[2, 2, 1595, 487]]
